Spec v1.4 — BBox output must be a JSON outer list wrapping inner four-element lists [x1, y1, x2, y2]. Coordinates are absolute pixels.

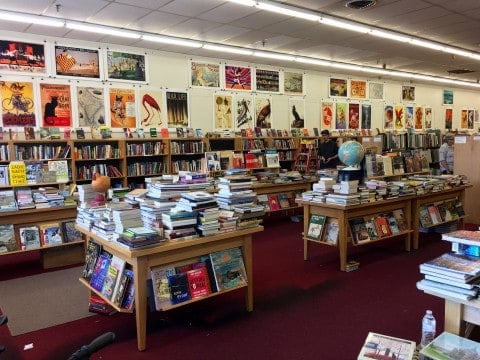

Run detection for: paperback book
[[419, 331, 480, 360], [306, 214, 326, 241], [357, 332, 416, 360]]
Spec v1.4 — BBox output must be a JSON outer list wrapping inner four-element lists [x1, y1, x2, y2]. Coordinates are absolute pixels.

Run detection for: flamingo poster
[[139, 88, 163, 127]]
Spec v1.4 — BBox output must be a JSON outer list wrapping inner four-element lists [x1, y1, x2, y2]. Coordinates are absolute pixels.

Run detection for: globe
[[338, 140, 365, 170]]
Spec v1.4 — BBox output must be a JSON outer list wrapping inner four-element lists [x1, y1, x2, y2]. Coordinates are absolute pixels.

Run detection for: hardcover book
[[419, 331, 480, 360], [150, 265, 176, 310], [420, 252, 480, 279], [39, 222, 62, 246], [168, 272, 190, 304], [374, 216, 392, 237], [442, 230, 480, 246], [277, 192, 291, 209], [323, 218, 339, 245], [186, 266, 211, 299], [19, 225, 41, 250], [357, 332, 416, 360], [267, 194, 280, 211], [121, 269, 135, 310], [82, 240, 102, 281], [102, 255, 126, 301], [24, 126, 35, 140], [89, 251, 113, 292], [60, 220, 83, 243], [0, 224, 17, 253], [364, 219, 379, 240], [306, 214, 326, 241], [209, 247, 247, 291], [349, 217, 370, 244], [76, 128, 85, 139]]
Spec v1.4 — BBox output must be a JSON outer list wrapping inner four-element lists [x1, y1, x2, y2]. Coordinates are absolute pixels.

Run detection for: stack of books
[[116, 226, 163, 248], [161, 210, 198, 240], [216, 174, 255, 210]]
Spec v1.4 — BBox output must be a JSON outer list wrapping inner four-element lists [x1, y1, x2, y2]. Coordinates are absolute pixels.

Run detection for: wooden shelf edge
[[0, 240, 84, 257], [351, 230, 413, 246], [79, 278, 134, 314]]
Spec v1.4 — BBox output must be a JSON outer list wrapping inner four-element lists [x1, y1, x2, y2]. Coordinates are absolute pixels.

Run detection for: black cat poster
[[39, 83, 72, 127]]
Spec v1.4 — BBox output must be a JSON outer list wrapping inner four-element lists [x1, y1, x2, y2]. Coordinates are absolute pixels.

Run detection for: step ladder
[[293, 140, 319, 174]]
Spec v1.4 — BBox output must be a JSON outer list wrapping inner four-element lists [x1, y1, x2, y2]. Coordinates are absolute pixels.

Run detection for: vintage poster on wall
[[361, 104, 371, 129], [425, 107, 432, 129], [109, 87, 136, 128], [190, 61, 220, 88], [321, 101, 334, 129], [394, 105, 405, 130], [369, 82, 384, 100], [329, 78, 347, 97], [224, 65, 252, 90], [213, 93, 233, 130], [335, 102, 347, 129], [414, 106, 424, 129], [166, 91, 189, 127], [40, 83, 72, 127], [106, 50, 146, 82], [0, 80, 36, 127], [402, 85, 415, 102], [468, 109, 475, 129], [76, 86, 105, 127], [234, 94, 254, 130], [445, 108, 453, 129], [384, 105, 394, 130], [0, 40, 46, 74], [405, 106, 414, 128], [289, 97, 305, 129], [443, 89, 453, 105], [254, 95, 271, 129], [255, 68, 280, 93], [139, 88, 163, 127], [55, 46, 100, 79], [284, 72, 303, 94], [349, 80, 366, 99], [348, 103, 360, 129]]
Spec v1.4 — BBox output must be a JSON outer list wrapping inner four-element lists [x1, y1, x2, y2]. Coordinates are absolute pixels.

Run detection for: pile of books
[[116, 226, 163, 249]]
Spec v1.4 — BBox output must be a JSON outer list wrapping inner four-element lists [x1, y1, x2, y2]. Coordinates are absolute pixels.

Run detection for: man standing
[[318, 130, 339, 169], [439, 133, 454, 174]]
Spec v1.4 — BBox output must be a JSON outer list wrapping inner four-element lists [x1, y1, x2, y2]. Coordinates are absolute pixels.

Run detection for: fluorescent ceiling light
[[142, 35, 202, 48], [330, 63, 363, 72], [66, 22, 140, 39], [256, 2, 320, 21], [295, 57, 331, 66], [409, 39, 444, 51], [442, 47, 474, 58], [0, 10, 64, 27], [203, 44, 253, 55], [370, 29, 411, 42], [319, 17, 370, 33], [254, 51, 295, 61], [227, 0, 256, 6]]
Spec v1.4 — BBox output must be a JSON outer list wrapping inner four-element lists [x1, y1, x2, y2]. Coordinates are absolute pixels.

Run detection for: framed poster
[[394, 105, 405, 130], [445, 108, 453, 129], [108, 87, 136, 128], [289, 97, 305, 129], [39, 83, 72, 127], [443, 89, 453, 105], [349, 80, 367, 99], [384, 105, 394, 130], [166, 90, 189, 127], [213, 93, 233, 130], [255, 68, 280, 92], [0, 40, 46, 74], [76, 85, 106, 127], [234, 94, 254, 130], [321, 101, 334, 129], [284, 72, 303, 94], [361, 104, 372, 129], [461, 109, 468, 129], [335, 102, 347, 129], [348, 103, 360, 129], [224, 65, 252, 90], [402, 85, 415, 102], [405, 106, 414, 128], [369, 82, 384, 100], [425, 107, 432, 129], [139, 87, 163, 127], [414, 106, 424, 129], [329, 78, 347, 97], [254, 95, 271, 128], [0, 80, 36, 126], [55, 45, 100, 79], [190, 61, 220, 88], [106, 50, 146, 82], [468, 109, 475, 129]]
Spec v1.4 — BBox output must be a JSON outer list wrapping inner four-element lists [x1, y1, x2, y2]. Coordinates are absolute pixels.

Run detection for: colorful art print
[[443, 89, 454, 105], [405, 106, 414, 128], [425, 107, 433, 129], [55, 46, 100, 78], [394, 105, 405, 130], [77, 86, 105, 127], [106, 51, 146, 82], [190, 61, 220, 87], [349, 80, 366, 99], [255, 68, 280, 92], [468, 109, 475, 129], [369, 82, 384, 100], [445, 108, 453, 129], [384, 105, 394, 130], [224, 65, 251, 90], [40, 83, 72, 127], [335, 102, 347, 129], [254, 96, 271, 129], [0, 40, 46, 74], [214, 94, 233, 129], [0, 80, 36, 127], [348, 103, 360, 129], [166, 91, 189, 127], [460, 109, 468, 129], [321, 102, 334, 129], [139, 88, 163, 127], [289, 97, 305, 129], [414, 106, 424, 129], [361, 104, 371, 129], [329, 78, 347, 97], [284, 72, 303, 94], [235, 94, 253, 129], [402, 85, 415, 102], [109, 88, 136, 128]]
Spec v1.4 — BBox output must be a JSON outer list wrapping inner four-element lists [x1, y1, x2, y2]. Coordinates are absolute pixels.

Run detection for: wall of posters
[[109, 88, 136, 128], [77, 86, 105, 127], [139, 88, 163, 127], [0, 40, 46, 74], [40, 83, 71, 127], [225, 65, 251, 90], [0, 80, 36, 127], [190, 61, 220, 88], [55, 46, 100, 79], [106, 51, 146, 82], [166, 91, 189, 127]]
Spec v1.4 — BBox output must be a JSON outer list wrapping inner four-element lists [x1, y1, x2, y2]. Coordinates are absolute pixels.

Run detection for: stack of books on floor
[[116, 226, 163, 249]]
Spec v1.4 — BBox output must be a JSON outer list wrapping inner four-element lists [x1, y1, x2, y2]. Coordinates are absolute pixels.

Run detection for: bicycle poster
[[39, 83, 72, 127], [0, 80, 36, 126], [0, 40, 46, 74]]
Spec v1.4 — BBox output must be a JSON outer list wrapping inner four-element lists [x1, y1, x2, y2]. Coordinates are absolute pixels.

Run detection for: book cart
[[76, 225, 263, 351], [297, 197, 413, 272]]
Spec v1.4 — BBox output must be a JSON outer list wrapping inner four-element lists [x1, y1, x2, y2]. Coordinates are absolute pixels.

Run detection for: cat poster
[[109, 87, 136, 128], [39, 83, 72, 127], [0, 80, 36, 127]]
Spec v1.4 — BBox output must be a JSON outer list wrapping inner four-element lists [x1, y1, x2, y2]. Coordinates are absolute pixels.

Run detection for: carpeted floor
[[0, 266, 94, 336]]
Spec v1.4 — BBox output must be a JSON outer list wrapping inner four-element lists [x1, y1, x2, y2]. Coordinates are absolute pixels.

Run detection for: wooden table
[[76, 226, 263, 351], [296, 197, 413, 271]]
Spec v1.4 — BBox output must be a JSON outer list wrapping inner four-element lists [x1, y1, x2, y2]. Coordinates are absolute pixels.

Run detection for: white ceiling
[[1, 0, 480, 83]]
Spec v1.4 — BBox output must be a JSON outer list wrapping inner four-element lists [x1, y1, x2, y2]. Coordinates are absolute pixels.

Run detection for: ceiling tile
[[43, 0, 109, 21], [115, 0, 171, 10], [197, 2, 258, 23], [86, 3, 151, 28], [200, 25, 251, 44], [158, 0, 221, 18], [162, 18, 223, 39], [133, 10, 189, 34]]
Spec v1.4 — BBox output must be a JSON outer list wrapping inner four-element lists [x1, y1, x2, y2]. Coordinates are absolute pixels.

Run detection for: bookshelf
[[169, 137, 207, 173], [75, 224, 263, 351]]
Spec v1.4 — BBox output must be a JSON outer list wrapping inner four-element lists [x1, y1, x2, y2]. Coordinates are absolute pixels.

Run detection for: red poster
[[40, 83, 72, 127]]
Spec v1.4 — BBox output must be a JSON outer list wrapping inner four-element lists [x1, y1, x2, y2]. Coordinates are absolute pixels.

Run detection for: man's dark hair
[[321, 130, 329, 136]]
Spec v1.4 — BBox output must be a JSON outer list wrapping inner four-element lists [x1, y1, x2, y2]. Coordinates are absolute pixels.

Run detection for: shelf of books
[[76, 224, 263, 351], [254, 181, 312, 214], [169, 137, 207, 174]]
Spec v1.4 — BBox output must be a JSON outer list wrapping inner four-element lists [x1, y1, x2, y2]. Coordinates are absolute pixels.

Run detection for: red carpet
[[0, 218, 461, 359]]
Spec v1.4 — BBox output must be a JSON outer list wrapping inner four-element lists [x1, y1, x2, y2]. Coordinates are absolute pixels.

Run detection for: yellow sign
[[8, 161, 27, 186]]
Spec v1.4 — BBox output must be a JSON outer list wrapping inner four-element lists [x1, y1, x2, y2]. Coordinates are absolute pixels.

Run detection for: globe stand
[[338, 168, 364, 182]]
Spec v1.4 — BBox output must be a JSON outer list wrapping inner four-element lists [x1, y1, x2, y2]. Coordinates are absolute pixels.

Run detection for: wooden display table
[[296, 197, 413, 271], [76, 226, 263, 351]]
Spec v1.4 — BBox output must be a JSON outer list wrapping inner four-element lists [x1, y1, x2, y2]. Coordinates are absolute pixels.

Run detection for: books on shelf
[[323, 218, 339, 245], [357, 332, 416, 360], [39, 222, 62, 246], [18, 225, 41, 250], [348, 217, 370, 244], [419, 331, 480, 360], [419, 252, 480, 281], [0, 224, 17, 253], [82, 240, 102, 281], [209, 247, 247, 291], [151, 265, 176, 310], [306, 214, 326, 241]]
